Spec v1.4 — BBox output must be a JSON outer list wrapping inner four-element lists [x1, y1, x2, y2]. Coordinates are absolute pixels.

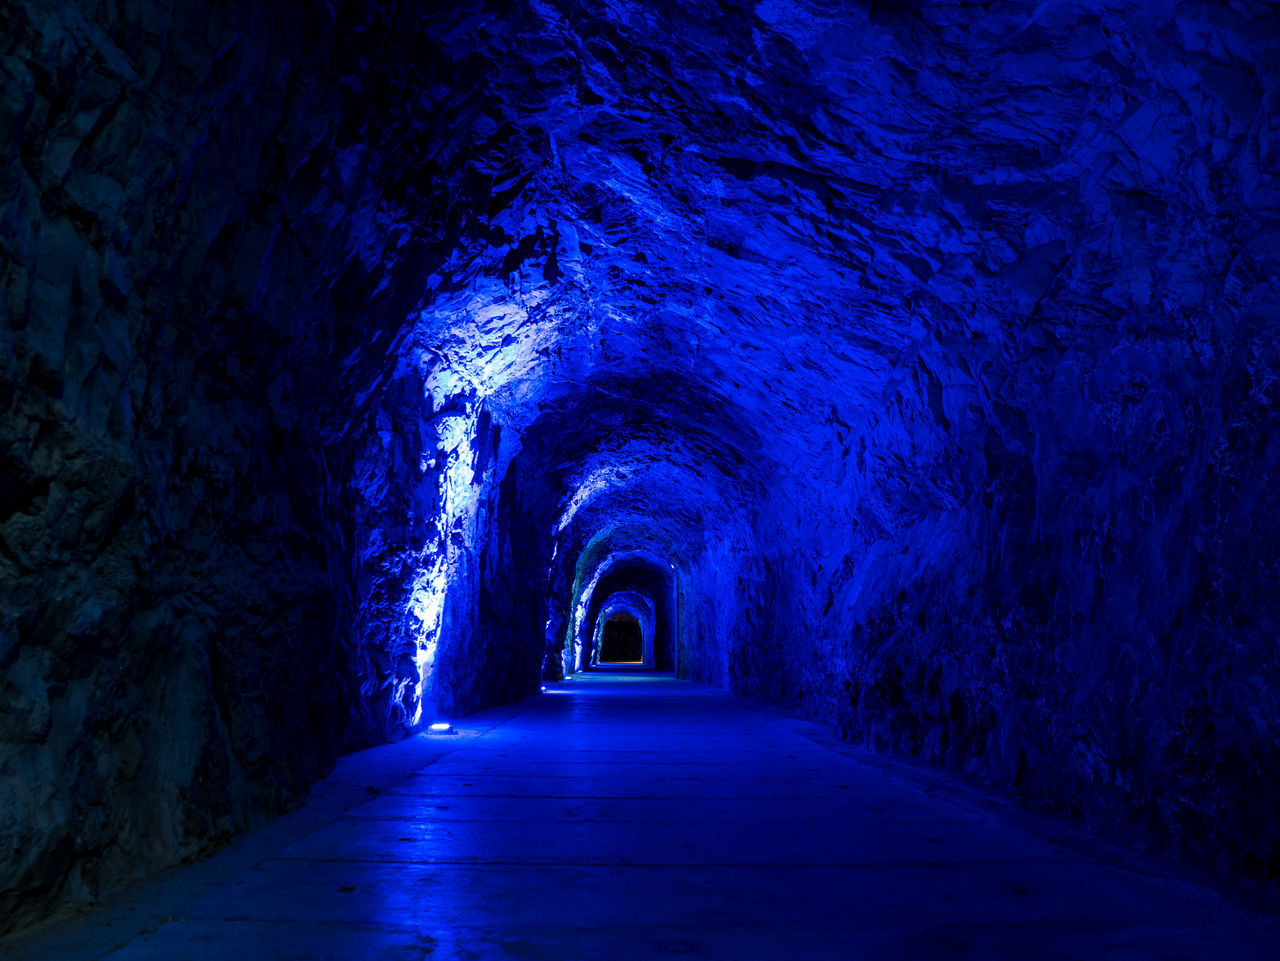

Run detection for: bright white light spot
[[428, 722, 453, 734]]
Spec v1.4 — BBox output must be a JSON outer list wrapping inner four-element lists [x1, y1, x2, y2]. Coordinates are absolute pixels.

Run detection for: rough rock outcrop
[[0, 0, 445, 928]]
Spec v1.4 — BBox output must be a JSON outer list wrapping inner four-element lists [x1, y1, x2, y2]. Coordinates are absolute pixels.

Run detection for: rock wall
[[0, 0, 456, 930], [726, 1, 1280, 874]]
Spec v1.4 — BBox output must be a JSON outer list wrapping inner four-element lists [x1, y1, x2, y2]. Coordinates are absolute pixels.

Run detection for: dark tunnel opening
[[598, 614, 644, 664]]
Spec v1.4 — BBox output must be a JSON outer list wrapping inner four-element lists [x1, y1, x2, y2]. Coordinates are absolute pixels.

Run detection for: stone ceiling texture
[[2, 0, 1278, 932]]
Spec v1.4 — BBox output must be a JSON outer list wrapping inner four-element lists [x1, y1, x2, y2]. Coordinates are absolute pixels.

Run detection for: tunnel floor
[[6, 676, 1277, 960]]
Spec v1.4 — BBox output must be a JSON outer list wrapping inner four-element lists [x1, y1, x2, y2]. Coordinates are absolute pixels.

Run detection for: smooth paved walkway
[[3, 674, 1277, 960]]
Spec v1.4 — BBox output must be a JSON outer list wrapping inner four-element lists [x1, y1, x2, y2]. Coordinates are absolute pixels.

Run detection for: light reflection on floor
[[10, 673, 1278, 960]]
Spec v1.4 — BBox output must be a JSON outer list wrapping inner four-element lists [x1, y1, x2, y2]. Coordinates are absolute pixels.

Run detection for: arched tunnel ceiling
[[398, 0, 1276, 560], [398, 0, 969, 625], [404, 0, 1221, 386], [482, 369, 766, 576], [407, 0, 936, 427]]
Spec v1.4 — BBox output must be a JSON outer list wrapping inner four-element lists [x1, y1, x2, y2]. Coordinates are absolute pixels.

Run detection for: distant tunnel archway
[[589, 591, 655, 669], [572, 553, 677, 673]]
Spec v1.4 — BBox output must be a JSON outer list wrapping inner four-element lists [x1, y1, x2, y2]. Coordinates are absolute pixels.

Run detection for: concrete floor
[[3, 674, 1277, 960]]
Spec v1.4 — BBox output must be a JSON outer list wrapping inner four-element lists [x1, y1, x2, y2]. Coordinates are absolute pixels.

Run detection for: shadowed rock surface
[[1, 0, 1277, 934]]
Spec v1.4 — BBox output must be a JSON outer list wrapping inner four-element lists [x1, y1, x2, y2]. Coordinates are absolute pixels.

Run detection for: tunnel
[[1, 0, 1279, 955], [590, 594, 653, 667], [576, 555, 675, 672]]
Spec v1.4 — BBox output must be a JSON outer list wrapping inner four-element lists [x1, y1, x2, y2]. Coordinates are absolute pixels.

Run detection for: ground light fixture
[[427, 722, 454, 735]]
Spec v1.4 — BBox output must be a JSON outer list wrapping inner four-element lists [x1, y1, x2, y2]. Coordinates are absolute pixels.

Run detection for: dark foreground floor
[[3, 675, 1277, 960]]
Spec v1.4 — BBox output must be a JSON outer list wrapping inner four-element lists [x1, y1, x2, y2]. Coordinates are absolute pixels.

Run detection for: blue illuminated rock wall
[[2, 0, 1278, 934], [0, 0, 460, 928], [405, 0, 1279, 876]]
